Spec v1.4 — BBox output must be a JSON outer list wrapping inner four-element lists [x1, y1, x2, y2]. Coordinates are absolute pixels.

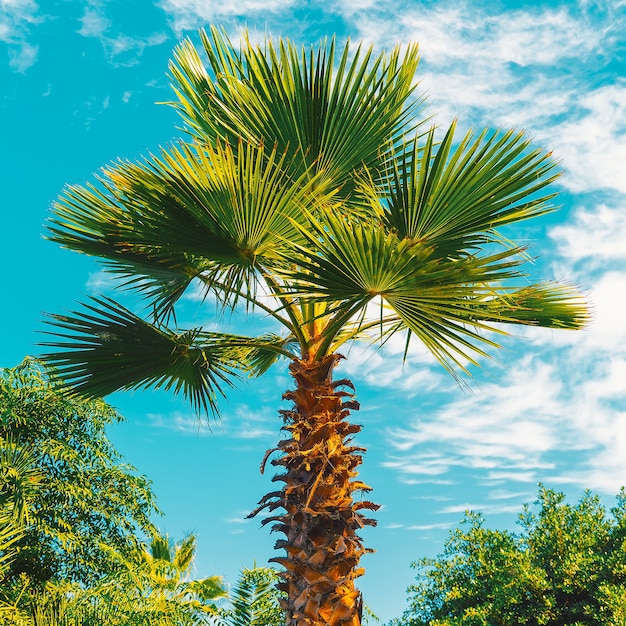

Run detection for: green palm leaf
[[48, 140, 328, 319], [370, 121, 560, 257], [280, 205, 587, 368], [168, 26, 422, 193], [40, 297, 294, 414]]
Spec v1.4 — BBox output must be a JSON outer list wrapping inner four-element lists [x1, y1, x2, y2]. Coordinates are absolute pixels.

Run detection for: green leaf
[[280, 208, 588, 370], [40, 298, 296, 414], [48, 140, 329, 318], [168, 26, 423, 195], [40, 297, 239, 415], [376, 121, 561, 258]]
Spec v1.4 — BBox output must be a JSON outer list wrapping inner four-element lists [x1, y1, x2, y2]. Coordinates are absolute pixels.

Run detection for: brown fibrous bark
[[249, 354, 379, 626]]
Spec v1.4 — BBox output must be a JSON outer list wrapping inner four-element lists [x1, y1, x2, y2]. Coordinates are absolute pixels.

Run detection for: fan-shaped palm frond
[[168, 26, 423, 192], [273, 121, 588, 365], [40, 297, 295, 415], [363, 121, 560, 256], [48, 140, 331, 322]]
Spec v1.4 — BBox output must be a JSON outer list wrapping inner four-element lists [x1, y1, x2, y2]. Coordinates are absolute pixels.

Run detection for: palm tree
[[87, 531, 226, 625], [129, 532, 226, 617], [214, 566, 284, 626], [40, 26, 588, 626]]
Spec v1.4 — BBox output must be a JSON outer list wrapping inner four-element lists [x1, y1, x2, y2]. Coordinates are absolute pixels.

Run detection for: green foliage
[[0, 442, 42, 576], [0, 534, 227, 626], [0, 358, 158, 588], [0, 360, 235, 625], [214, 566, 285, 626], [393, 486, 626, 625], [40, 27, 588, 416], [67, 531, 227, 625]]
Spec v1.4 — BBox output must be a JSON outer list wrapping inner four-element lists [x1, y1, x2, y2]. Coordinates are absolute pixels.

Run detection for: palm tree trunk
[[251, 355, 379, 626]]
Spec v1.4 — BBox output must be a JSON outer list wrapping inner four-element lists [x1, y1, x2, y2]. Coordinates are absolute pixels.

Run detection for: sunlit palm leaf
[[371, 121, 560, 258], [280, 209, 588, 368], [282, 208, 524, 303], [168, 26, 422, 195], [48, 140, 324, 319], [41, 297, 232, 414], [40, 298, 294, 414], [0, 441, 42, 576]]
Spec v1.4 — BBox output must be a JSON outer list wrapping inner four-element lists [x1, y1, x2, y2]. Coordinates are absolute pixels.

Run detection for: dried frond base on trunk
[[250, 355, 379, 626]]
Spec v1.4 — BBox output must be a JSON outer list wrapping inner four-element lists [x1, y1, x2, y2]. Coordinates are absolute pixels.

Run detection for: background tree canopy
[[0, 358, 158, 588], [392, 486, 626, 626]]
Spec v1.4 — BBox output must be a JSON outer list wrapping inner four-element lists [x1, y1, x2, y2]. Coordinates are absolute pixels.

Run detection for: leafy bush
[[393, 486, 626, 625]]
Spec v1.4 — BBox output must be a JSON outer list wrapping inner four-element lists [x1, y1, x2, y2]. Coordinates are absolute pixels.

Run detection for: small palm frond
[[371, 121, 560, 258], [0, 440, 42, 527], [216, 567, 283, 626], [39, 298, 295, 414], [40, 296, 235, 414], [186, 577, 228, 605], [0, 441, 43, 575], [235, 333, 299, 376], [168, 26, 422, 195], [483, 282, 591, 329]]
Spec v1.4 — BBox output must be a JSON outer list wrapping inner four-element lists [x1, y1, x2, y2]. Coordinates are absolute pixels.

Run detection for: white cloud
[[76, 4, 168, 65], [158, 0, 296, 34], [148, 403, 278, 440], [78, 7, 110, 38], [8, 39, 36, 70], [86, 270, 116, 293], [339, 1, 625, 197], [551, 198, 626, 266], [548, 85, 626, 194], [1, 0, 39, 70], [406, 521, 455, 531], [103, 32, 169, 61], [0, 0, 38, 39], [382, 339, 626, 496], [577, 272, 626, 351], [438, 501, 525, 516]]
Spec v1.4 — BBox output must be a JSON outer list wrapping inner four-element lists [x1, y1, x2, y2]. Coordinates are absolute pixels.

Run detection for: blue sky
[[2, 0, 626, 621]]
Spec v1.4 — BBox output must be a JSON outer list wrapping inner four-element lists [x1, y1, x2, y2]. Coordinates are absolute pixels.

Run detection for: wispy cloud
[[340, 1, 625, 196], [1, 0, 40, 71], [148, 403, 279, 441], [158, 0, 297, 35], [77, 3, 168, 66], [78, 6, 110, 38], [551, 196, 626, 268], [382, 335, 626, 496], [438, 501, 525, 516], [406, 521, 455, 531]]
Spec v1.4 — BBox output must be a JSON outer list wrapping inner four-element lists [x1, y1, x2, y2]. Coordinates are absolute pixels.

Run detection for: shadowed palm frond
[[40, 297, 295, 415], [215, 567, 283, 626]]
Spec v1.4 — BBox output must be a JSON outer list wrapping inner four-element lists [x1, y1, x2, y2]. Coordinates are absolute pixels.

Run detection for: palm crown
[[43, 27, 586, 412], [40, 26, 588, 626]]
